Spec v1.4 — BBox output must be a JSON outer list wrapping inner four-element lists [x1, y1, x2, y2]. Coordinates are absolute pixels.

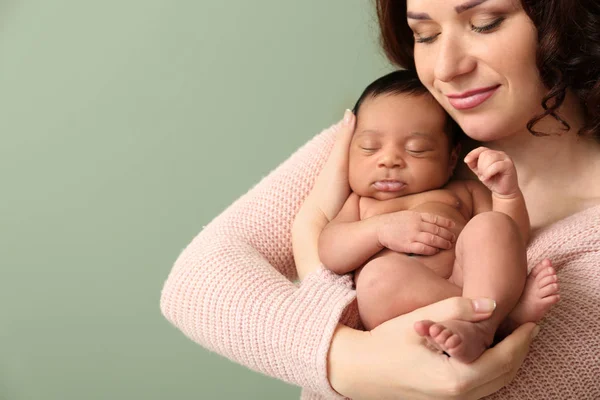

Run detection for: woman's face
[[406, 0, 547, 142]]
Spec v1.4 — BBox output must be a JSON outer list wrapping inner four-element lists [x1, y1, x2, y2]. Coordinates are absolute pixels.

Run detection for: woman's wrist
[[327, 323, 367, 397]]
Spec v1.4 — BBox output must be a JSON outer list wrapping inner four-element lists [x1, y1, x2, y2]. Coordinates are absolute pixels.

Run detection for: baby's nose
[[378, 153, 404, 168]]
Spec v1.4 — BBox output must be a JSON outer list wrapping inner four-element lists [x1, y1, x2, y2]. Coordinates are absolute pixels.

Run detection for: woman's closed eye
[[471, 16, 506, 33], [413, 16, 506, 45], [414, 32, 440, 44]]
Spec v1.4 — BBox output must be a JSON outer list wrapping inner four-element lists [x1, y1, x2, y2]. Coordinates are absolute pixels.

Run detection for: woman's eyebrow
[[407, 0, 491, 20], [455, 0, 490, 14], [406, 11, 431, 20]]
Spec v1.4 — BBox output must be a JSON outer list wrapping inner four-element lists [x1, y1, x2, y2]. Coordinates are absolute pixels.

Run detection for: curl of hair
[[375, 0, 600, 140]]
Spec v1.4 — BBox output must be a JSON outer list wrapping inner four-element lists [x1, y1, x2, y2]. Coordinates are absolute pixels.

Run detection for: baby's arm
[[465, 147, 530, 243], [318, 192, 383, 275]]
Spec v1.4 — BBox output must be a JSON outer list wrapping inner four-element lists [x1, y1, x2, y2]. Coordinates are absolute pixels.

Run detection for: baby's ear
[[449, 143, 461, 174]]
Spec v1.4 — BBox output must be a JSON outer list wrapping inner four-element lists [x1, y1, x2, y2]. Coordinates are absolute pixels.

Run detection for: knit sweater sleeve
[[160, 125, 359, 398]]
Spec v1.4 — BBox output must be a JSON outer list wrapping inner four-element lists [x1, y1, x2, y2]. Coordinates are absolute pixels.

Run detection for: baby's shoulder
[[444, 179, 471, 196], [446, 179, 487, 195], [443, 179, 486, 216]]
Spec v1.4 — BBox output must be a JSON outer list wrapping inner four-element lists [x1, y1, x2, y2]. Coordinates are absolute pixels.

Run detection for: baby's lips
[[373, 180, 406, 192]]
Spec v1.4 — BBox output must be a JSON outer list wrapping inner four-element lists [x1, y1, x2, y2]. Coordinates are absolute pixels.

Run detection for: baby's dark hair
[[352, 69, 464, 148]]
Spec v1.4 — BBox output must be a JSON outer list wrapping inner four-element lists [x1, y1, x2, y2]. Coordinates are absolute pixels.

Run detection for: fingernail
[[531, 325, 541, 339], [472, 298, 496, 313], [343, 109, 352, 125]]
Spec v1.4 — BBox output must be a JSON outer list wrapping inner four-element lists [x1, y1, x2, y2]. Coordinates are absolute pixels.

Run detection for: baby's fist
[[464, 147, 519, 197]]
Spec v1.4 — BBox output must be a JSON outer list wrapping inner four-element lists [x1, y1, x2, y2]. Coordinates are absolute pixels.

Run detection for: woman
[[375, 0, 600, 398], [161, 0, 600, 398]]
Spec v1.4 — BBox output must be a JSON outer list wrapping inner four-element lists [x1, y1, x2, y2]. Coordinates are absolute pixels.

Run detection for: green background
[[0, 1, 391, 399]]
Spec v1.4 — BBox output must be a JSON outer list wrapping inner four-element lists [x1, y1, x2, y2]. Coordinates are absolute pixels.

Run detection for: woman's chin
[[457, 119, 513, 143]]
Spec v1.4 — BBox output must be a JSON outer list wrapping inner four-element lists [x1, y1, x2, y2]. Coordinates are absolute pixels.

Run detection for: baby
[[318, 70, 560, 363]]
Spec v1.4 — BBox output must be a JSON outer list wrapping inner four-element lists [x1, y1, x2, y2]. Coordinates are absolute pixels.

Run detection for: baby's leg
[[416, 212, 526, 363], [497, 258, 560, 338], [355, 249, 460, 330]]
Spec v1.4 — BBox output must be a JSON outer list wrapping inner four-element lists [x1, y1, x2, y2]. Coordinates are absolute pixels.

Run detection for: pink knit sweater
[[160, 125, 600, 399]]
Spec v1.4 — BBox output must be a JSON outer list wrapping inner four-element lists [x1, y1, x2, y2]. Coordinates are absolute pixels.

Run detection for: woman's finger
[[329, 109, 356, 163], [403, 297, 497, 327], [308, 109, 356, 221]]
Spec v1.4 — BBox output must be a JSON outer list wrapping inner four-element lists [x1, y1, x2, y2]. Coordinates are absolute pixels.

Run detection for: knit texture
[[160, 124, 600, 399], [487, 203, 600, 399], [160, 125, 357, 399]]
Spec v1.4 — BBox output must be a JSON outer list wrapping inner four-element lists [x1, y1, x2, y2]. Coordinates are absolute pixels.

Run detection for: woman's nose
[[433, 34, 476, 83]]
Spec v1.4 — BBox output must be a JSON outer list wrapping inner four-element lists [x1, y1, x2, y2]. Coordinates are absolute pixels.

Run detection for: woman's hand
[[375, 210, 457, 256], [293, 110, 356, 280], [328, 297, 540, 400]]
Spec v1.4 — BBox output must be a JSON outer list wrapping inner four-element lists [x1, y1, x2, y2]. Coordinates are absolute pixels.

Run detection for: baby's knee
[[355, 258, 398, 296], [462, 212, 518, 240]]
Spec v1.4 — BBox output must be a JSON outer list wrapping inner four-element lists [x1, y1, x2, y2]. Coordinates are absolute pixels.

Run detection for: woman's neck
[[486, 92, 600, 229]]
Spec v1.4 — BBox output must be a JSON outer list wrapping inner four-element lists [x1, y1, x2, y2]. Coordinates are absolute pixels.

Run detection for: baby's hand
[[377, 211, 456, 255], [464, 147, 520, 198]]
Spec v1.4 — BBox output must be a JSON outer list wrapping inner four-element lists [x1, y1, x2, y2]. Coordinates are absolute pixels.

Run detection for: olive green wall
[[0, 1, 391, 399]]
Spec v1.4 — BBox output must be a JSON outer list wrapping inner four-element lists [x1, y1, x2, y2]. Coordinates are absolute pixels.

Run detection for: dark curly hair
[[375, 0, 600, 140]]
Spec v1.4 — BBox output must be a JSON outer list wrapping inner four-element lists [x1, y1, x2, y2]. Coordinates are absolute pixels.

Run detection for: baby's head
[[349, 70, 463, 200]]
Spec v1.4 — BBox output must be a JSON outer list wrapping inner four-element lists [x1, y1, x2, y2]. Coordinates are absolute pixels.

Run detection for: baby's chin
[[352, 185, 411, 200], [376, 192, 407, 201], [367, 190, 407, 201]]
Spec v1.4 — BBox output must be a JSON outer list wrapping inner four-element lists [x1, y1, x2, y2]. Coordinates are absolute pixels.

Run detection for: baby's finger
[[414, 232, 453, 250], [464, 146, 489, 164], [408, 242, 440, 256], [480, 160, 513, 181], [419, 213, 455, 229], [420, 222, 456, 242], [478, 150, 506, 169]]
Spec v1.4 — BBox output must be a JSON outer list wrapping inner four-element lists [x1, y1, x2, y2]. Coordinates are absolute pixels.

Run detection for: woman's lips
[[446, 85, 500, 110], [373, 180, 406, 192]]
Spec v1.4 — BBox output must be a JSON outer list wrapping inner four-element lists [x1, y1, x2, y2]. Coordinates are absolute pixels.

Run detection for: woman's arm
[[160, 118, 357, 398], [161, 110, 541, 400]]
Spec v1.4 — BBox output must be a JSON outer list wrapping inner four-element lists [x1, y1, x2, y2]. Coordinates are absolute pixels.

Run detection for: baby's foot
[[414, 320, 494, 363], [508, 259, 560, 325]]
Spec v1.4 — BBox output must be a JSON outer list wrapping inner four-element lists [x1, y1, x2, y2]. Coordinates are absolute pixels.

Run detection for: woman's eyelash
[[414, 16, 506, 44], [471, 16, 506, 33], [415, 33, 440, 44]]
